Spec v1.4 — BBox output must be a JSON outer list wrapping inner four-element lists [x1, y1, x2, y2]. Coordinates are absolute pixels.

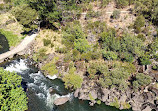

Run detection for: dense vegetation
[[0, 0, 158, 110], [0, 68, 28, 111]]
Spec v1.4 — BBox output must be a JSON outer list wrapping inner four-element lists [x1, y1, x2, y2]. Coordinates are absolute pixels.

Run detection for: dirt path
[[0, 33, 37, 61]]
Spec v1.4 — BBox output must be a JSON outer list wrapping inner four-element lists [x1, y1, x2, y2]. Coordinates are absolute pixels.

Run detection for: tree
[[63, 67, 83, 90], [133, 73, 152, 89], [140, 55, 151, 65], [0, 68, 28, 111], [134, 0, 158, 26], [134, 15, 145, 33], [120, 34, 144, 57], [11, 4, 38, 32], [74, 38, 90, 53], [102, 51, 118, 60]]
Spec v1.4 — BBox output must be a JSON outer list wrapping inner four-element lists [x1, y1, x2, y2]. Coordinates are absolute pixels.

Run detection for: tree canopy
[[0, 68, 28, 111]]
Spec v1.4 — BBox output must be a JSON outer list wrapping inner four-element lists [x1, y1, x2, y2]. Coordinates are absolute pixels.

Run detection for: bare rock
[[54, 97, 69, 106], [90, 90, 97, 100], [74, 89, 80, 98], [142, 106, 152, 111]]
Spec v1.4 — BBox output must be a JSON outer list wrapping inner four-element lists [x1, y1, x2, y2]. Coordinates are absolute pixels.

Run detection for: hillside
[[0, 0, 158, 111]]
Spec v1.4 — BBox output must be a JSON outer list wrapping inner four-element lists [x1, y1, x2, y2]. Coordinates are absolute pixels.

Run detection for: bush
[[152, 64, 158, 70], [102, 51, 118, 60], [99, 67, 130, 90], [55, 47, 68, 53], [85, 11, 101, 20], [112, 10, 121, 19], [74, 38, 90, 53], [110, 98, 120, 109], [140, 55, 151, 65], [121, 52, 134, 63], [88, 61, 108, 79], [63, 67, 83, 90], [133, 73, 152, 89], [115, 0, 129, 8], [91, 51, 102, 60], [81, 52, 92, 62], [43, 38, 51, 46], [137, 34, 146, 41], [41, 57, 59, 76], [134, 15, 145, 33], [72, 49, 80, 61]]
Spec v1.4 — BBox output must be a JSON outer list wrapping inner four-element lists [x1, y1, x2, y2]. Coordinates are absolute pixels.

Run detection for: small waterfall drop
[[4, 59, 71, 111]]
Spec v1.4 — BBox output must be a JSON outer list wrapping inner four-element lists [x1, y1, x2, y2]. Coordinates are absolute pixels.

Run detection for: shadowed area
[[0, 33, 9, 54]]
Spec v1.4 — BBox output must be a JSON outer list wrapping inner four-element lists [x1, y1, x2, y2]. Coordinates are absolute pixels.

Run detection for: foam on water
[[4, 59, 72, 110], [47, 75, 58, 80], [5, 59, 28, 73]]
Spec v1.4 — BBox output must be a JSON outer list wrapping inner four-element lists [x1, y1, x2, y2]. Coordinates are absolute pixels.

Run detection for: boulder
[[49, 87, 55, 95], [54, 97, 69, 106], [74, 89, 80, 98], [142, 106, 152, 111], [90, 90, 97, 100]]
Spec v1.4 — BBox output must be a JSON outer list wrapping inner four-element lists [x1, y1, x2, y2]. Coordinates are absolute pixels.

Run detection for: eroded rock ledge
[[74, 78, 158, 111]]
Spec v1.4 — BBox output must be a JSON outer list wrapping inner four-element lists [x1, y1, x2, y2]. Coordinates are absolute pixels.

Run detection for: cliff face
[[74, 78, 158, 111]]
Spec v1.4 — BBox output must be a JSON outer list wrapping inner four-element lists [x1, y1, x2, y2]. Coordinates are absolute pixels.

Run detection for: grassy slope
[[0, 29, 21, 47]]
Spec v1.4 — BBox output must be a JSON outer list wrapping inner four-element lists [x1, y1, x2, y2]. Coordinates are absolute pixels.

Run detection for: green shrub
[[85, 11, 101, 20], [91, 51, 102, 60], [122, 102, 131, 109], [134, 15, 145, 33], [133, 73, 152, 89], [43, 38, 51, 46], [121, 52, 134, 63], [115, 0, 128, 8], [63, 67, 83, 90], [110, 98, 120, 109], [81, 52, 92, 62], [88, 61, 108, 79], [89, 93, 95, 101], [140, 55, 151, 65], [0, 29, 20, 47], [64, 52, 72, 62], [137, 34, 146, 41], [55, 47, 68, 53], [72, 49, 80, 61], [152, 64, 158, 70], [102, 51, 118, 60], [97, 100, 101, 105], [112, 10, 121, 19], [74, 38, 90, 53], [41, 57, 59, 76]]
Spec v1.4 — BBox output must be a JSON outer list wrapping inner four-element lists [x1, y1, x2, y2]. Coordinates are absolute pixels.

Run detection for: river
[[0, 57, 132, 111]]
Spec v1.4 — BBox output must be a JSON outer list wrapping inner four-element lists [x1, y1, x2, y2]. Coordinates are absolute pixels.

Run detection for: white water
[[47, 75, 58, 80], [4, 59, 72, 110], [5, 59, 28, 73]]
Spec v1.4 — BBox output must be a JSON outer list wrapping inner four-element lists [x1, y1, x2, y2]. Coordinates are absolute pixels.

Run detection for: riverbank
[[0, 32, 37, 63], [20, 40, 158, 111]]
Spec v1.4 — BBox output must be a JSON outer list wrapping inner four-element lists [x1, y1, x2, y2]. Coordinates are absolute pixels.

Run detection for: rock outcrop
[[54, 97, 70, 106], [74, 77, 158, 111]]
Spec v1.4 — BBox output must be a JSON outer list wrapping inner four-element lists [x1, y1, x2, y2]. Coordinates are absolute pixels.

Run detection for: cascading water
[[1, 58, 131, 111], [3, 59, 72, 111]]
